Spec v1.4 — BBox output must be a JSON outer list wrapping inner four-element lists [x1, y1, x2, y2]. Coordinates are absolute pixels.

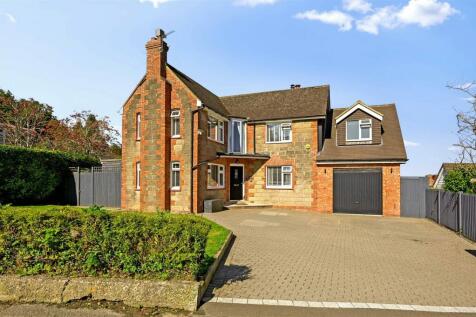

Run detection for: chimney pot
[[290, 84, 301, 89]]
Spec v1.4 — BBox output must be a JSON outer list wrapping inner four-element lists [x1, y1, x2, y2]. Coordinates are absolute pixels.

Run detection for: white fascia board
[[336, 104, 383, 124]]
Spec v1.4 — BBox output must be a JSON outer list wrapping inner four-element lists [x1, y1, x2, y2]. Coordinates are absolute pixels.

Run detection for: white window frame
[[207, 116, 225, 144], [207, 163, 225, 189], [171, 161, 180, 191], [136, 113, 141, 141], [266, 166, 293, 189], [171, 110, 180, 138], [266, 122, 292, 143], [346, 119, 372, 142], [136, 161, 141, 190], [229, 119, 247, 154]]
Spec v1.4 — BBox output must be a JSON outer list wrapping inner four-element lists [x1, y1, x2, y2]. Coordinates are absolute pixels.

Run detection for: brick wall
[[315, 163, 401, 216]]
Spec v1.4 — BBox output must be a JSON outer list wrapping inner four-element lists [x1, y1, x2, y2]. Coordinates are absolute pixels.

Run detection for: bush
[[443, 166, 476, 193], [0, 145, 98, 204], [0, 206, 211, 280]]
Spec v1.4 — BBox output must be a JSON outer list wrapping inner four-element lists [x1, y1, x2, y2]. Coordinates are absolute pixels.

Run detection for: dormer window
[[346, 119, 372, 141]]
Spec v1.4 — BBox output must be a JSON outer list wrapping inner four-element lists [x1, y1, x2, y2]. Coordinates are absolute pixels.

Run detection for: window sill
[[265, 141, 292, 144], [266, 186, 293, 190], [171, 135, 181, 139], [207, 186, 225, 190], [346, 139, 372, 142], [208, 137, 225, 145], [171, 187, 180, 191]]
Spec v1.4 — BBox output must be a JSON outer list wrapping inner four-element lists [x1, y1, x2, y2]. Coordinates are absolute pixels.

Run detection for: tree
[[443, 166, 476, 193], [0, 89, 54, 148], [448, 82, 476, 162], [44, 111, 120, 159]]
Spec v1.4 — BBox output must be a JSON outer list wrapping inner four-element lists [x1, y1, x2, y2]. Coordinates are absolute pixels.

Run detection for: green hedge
[[0, 145, 98, 204], [0, 206, 211, 280]]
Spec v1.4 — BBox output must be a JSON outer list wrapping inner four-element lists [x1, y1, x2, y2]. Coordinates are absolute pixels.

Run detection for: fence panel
[[461, 194, 476, 242], [63, 167, 121, 208], [400, 177, 427, 217], [426, 189, 439, 222], [439, 191, 459, 231]]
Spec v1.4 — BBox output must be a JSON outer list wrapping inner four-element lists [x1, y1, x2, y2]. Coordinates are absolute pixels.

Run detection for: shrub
[[0, 206, 211, 280], [0, 145, 98, 204], [443, 167, 476, 193]]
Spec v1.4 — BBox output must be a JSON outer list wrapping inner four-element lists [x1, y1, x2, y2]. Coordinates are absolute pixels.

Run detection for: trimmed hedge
[[0, 206, 211, 280], [0, 145, 98, 204]]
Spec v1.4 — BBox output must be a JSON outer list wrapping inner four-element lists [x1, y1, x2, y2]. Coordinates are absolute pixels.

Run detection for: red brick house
[[121, 30, 407, 216]]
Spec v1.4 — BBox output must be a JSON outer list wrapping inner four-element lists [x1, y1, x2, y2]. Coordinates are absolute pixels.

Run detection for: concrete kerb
[[0, 231, 234, 312]]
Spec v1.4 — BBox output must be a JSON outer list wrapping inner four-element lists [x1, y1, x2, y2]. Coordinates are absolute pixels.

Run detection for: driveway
[[203, 209, 476, 310]]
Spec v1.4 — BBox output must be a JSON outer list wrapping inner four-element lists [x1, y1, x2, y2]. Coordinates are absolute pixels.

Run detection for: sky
[[0, 0, 475, 176]]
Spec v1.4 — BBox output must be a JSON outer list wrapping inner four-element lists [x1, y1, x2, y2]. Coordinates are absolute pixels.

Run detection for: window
[[207, 164, 225, 189], [136, 161, 141, 190], [266, 122, 292, 143], [207, 116, 224, 143], [266, 166, 292, 189], [171, 110, 180, 138], [136, 113, 141, 140], [230, 119, 245, 153], [171, 162, 180, 190], [346, 119, 372, 141]]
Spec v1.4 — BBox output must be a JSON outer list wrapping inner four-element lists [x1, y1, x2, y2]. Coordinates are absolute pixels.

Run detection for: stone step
[[226, 203, 272, 209]]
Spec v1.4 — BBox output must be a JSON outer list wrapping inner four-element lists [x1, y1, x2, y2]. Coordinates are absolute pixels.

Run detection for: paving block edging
[[0, 231, 234, 312]]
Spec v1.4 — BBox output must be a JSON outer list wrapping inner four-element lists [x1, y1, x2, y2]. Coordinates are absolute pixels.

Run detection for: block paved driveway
[[204, 209, 476, 307]]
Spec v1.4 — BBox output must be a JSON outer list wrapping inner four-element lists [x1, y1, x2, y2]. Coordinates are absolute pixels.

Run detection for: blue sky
[[0, 0, 475, 176]]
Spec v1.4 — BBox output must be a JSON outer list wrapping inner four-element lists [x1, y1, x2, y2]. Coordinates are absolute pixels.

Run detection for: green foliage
[[0, 206, 212, 280], [443, 167, 476, 193], [0, 145, 98, 204]]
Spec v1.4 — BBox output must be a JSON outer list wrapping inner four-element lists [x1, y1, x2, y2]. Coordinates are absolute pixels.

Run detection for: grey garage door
[[333, 169, 382, 215]]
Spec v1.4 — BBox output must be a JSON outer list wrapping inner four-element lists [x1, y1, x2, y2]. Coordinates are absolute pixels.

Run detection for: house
[[433, 163, 476, 189], [121, 30, 407, 216]]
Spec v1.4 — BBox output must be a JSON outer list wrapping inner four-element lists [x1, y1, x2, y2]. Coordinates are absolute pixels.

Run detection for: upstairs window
[[266, 122, 292, 143], [171, 162, 180, 190], [208, 116, 224, 143], [266, 166, 292, 189], [208, 163, 225, 189], [136, 113, 141, 140], [346, 119, 372, 141], [171, 110, 180, 138]]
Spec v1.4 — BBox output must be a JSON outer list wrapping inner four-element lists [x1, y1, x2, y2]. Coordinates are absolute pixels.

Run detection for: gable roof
[[335, 100, 383, 124], [317, 104, 407, 163], [220, 85, 330, 121], [167, 64, 229, 117]]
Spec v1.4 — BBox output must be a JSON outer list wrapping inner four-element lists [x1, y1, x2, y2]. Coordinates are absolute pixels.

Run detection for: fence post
[[77, 167, 81, 206], [437, 190, 441, 224], [458, 191, 463, 233], [92, 167, 95, 206]]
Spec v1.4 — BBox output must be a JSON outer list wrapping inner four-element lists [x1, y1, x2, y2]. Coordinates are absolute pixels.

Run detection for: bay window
[[208, 164, 225, 189]]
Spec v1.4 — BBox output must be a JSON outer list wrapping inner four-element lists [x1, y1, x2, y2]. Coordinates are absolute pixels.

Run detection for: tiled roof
[[167, 64, 229, 116], [317, 104, 408, 162], [220, 85, 330, 121]]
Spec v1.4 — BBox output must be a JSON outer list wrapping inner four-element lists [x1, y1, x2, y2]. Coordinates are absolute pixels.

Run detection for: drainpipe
[[190, 105, 204, 213]]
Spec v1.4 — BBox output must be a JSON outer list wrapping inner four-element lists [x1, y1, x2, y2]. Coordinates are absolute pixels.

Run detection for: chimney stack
[[145, 29, 168, 79]]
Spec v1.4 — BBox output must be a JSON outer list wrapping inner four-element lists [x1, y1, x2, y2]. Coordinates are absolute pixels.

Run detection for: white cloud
[[404, 140, 421, 147], [139, 0, 173, 8], [234, 0, 277, 7], [1, 13, 16, 23], [295, 10, 353, 31], [356, 0, 457, 35], [398, 0, 458, 27], [343, 0, 372, 14], [297, 0, 457, 35], [356, 6, 399, 35]]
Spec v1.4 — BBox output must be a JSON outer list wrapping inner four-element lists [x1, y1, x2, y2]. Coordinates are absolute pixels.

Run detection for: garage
[[333, 169, 382, 215]]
